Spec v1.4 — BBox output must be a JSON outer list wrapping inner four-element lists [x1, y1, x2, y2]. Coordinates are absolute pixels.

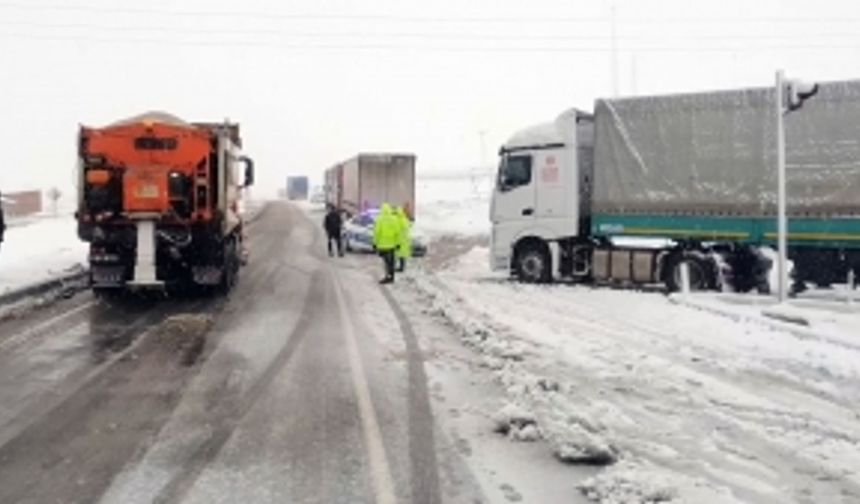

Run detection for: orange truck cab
[[76, 112, 254, 292]]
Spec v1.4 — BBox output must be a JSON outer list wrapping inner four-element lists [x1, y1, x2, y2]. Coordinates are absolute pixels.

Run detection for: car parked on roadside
[[342, 208, 427, 257]]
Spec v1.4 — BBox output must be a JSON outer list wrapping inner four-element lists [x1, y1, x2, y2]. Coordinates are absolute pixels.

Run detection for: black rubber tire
[[664, 253, 711, 292], [515, 243, 551, 283], [219, 239, 239, 294]]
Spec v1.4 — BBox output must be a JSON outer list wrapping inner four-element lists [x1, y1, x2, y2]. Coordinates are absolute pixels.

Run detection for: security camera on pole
[[774, 70, 818, 302]]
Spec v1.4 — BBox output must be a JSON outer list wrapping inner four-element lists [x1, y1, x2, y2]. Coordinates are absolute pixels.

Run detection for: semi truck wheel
[[515, 242, 551, 283], [725, 247, 770, 293], [665, 253, 712, 292]]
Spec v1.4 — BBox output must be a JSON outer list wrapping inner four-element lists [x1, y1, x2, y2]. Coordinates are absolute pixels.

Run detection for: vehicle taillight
[[86, 169, 111, 186]]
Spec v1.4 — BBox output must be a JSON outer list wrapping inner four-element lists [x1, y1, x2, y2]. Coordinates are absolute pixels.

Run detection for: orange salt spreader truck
[[76, 112, 254, 293]]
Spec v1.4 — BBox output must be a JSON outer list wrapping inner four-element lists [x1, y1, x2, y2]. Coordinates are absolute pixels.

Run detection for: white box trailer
[[326, 153, 416, 217]]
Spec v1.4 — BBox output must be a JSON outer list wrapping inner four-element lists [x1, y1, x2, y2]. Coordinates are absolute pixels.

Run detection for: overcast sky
[[2, 0, 860, 198]]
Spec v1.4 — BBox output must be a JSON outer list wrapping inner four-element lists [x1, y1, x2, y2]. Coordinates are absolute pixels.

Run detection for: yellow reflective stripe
[[619, 228, 749, 239], [763, 232, 860, 241]]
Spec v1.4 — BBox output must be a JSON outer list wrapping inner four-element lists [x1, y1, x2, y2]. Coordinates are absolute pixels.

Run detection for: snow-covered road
[[408, 245, 860, 503]]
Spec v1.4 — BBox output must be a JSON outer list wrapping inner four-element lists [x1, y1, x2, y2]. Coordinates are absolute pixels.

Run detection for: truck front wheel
[[515, 242, 551, 283], [220, 238, 239, 293]]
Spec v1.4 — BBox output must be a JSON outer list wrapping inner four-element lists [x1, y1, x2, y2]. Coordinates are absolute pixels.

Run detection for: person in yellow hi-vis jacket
[[394, 207, 412, 272], [373, 203, 400, 284]]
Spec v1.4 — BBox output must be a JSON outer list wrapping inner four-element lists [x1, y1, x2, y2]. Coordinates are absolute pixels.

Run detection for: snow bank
[[0, 214, 87, 296], [408, 244, 860, 503]]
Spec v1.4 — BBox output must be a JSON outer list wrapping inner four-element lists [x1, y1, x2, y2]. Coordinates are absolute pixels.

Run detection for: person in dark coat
[[323, 204, 344, 257]]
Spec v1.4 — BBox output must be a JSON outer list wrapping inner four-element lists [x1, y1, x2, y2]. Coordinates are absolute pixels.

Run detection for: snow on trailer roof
[[503, 122, 563, 151], [88, 112, 243, 146], [592, 79, 860, 216], [599, 78, 860, 107], [107, 111, 192, 128], [503, 108, 591, 152]]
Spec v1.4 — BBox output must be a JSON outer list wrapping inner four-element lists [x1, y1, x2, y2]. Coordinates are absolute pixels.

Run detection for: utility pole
[[774, 70, 818, 303], [775, 70, 788, 303]]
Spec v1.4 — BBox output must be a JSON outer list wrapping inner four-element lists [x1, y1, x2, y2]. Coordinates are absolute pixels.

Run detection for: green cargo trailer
[[491, 80, 860, 290]]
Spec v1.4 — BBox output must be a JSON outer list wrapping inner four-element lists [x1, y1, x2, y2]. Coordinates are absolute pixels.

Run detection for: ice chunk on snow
[[550, 423, 618, 466], [492, 403, 536, 435], [511, 423, 541, 442], [492, 402, 545, 442], [578, 460, 679, 503]]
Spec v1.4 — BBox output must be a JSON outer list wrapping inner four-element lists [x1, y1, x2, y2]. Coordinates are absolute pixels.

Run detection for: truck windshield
[[498, 155, 532, 191]]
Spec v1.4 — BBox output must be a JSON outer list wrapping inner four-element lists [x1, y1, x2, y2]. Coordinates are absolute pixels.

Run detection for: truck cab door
[[534, 149, 566, 219], [491, 153, 536, 224]]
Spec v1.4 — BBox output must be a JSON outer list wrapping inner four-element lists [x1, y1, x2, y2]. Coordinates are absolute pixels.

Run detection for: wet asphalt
[[0, 201, 481, 504]]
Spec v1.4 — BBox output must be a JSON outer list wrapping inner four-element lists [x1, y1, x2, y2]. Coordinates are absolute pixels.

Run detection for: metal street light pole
[[775, 70, 788, 303]]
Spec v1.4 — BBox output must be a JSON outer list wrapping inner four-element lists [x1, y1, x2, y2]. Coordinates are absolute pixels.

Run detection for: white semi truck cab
[[490, 109, 595, 282]]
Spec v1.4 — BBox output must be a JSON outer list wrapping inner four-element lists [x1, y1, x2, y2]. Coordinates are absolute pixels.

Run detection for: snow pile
[[409, 244, 860, 503], [0, 214, 87, 296], [411, 271, 623, 471], [757, 246, 792, 294]]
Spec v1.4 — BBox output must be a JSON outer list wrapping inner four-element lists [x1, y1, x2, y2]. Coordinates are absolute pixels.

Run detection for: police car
[[342, 208, 427, 257]]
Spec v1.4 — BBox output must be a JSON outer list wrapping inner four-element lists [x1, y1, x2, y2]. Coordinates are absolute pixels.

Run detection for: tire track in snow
[[0, 296, 216, 504], [152, 269, 324, 504], [379, 285, 442, 504], [0, 299, 98, 353], [151, 205, 323, 504]]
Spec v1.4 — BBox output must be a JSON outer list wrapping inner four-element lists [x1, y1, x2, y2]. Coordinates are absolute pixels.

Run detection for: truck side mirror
[[239, 156, 255, 187], [498, 171, 515, 193], [497, 162, 509, 192]]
